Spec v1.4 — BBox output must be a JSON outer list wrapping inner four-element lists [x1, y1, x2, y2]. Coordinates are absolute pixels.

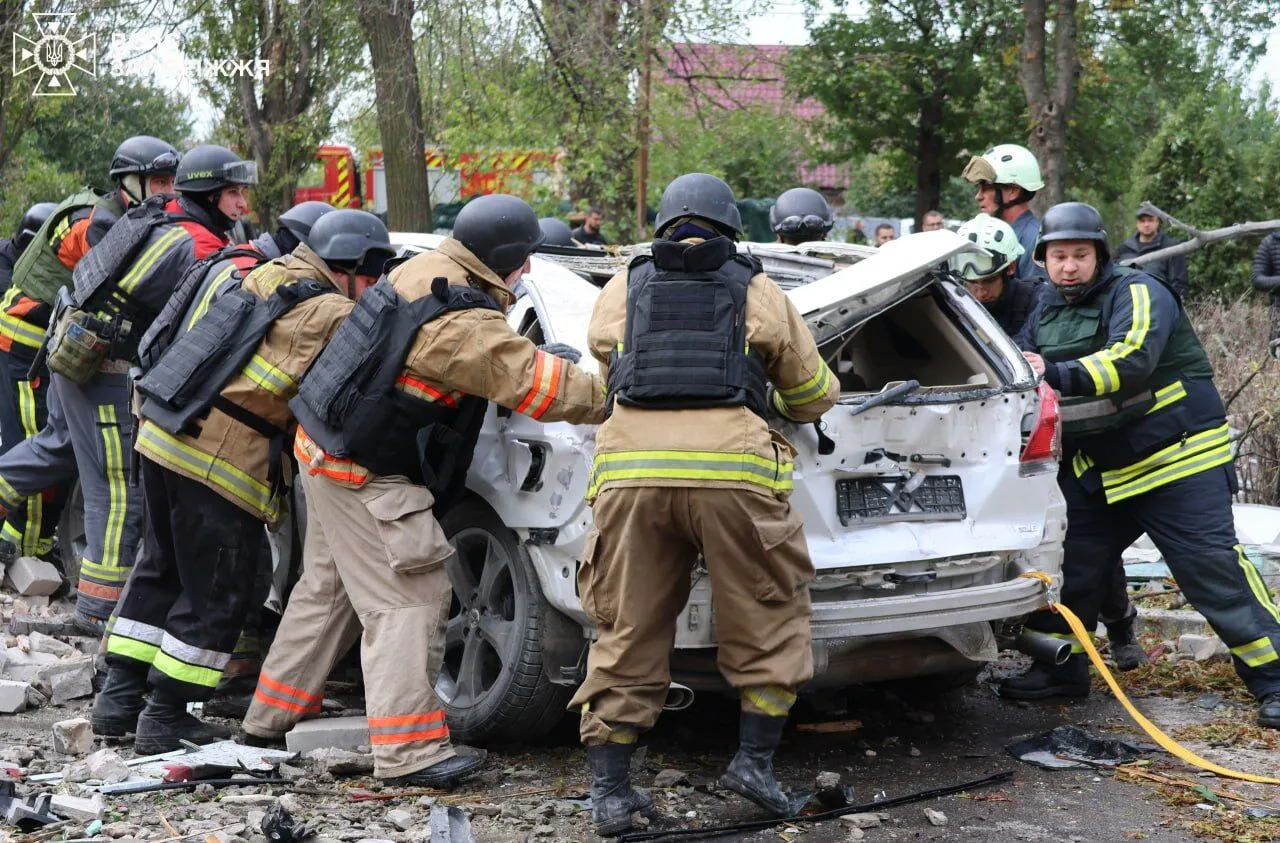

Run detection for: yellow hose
[[1018, 571, 1280, 785]]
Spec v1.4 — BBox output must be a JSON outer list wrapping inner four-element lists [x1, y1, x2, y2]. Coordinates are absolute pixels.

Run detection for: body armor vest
[[1037, 268, 1213, 438], [136, 278, 335, 438], [290, 276, 500, 501], [11, 189, 122, 306], [71, 194, 192, 313], [607, 237, 768, 417], [136, 246, 266, 374]]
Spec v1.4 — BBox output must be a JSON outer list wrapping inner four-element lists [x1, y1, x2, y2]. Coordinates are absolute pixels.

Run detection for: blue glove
[[538, 342, 582, 364]]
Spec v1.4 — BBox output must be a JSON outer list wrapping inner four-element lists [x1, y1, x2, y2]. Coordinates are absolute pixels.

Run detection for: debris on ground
[[1006, 724, 1143, 770], [794, 718, 863, 733], [923, 807, 948, 826], [50, 717, 92, 755], [1178, 633, 1230, 662], [0, 779, 58, 829]]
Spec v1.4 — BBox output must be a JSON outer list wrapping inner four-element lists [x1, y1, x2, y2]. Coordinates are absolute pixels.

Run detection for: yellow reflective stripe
[[15, 381, 41, 556], [1100, 425, 1230, 486], [743, 685, 797, 717], [1238, 546, 1280, 626], [777, 362, 833, 406], [1072, 452, 1094, 479], [118, 228, 187, 294], [242, 353, 294, 398], [0, 288, 46, 348], [1042, 631, 1087, 654], [106, 634, 159, 665], [78, 557, 131, 583], [772, 389, 799, 421], [1230, 636, 1279, 667], [588, 450, 794, 497], [135, 422, 279, 521], [1102, 440, 1233, 504], [1080, 284, 1151, 396], [187, 264, 239, 329], [604, 725, 639, 745], [1145, 380, 1186, 415], [151, 650, 222, 688], [1080, 356, 1112, 394], [97, 405, 126, 570], [0, 472, 23, 507]]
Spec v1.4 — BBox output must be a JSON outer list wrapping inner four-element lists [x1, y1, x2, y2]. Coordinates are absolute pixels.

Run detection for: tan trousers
[[242, 471, 456, 778], [568, 486, 815, 745]]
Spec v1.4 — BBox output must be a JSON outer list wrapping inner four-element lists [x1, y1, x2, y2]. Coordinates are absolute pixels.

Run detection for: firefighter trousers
[[1026, 465, 1280, 699], [0, 356, 75, 558], [243, 470, 458, 779], [568, 486, 816, 746], [55, 370, 141, 621], [105, 456, 263, 700]]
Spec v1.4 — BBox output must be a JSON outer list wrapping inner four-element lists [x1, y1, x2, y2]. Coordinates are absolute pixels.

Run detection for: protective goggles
[[774, 214, 832, 235], [143, 151, 182, 174], [948, 249, 1013, 281], [216, 160, 259, 185]]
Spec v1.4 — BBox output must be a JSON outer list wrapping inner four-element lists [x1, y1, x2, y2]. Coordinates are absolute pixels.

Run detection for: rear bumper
[[810, 572, 1051, 639]]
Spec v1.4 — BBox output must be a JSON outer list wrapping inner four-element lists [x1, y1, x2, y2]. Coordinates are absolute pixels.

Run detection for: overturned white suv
[[377, 230, 1066, 743]]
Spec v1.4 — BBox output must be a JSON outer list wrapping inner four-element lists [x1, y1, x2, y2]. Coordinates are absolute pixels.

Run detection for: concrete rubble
[[5, 557, 63, 597], [1177, 632, 1230, 661], [285, 714, 371, 753], [51, 717, 93, 755], [49, 791, 106, 821]]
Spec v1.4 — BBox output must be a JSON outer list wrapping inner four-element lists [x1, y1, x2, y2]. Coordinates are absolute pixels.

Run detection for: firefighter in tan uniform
[[243, 194, 605, 788], [93, 210, 384, 753], [573, 173, 838, 836]]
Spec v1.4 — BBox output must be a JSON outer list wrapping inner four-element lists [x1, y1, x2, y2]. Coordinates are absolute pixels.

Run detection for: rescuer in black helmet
[[769, 187, 834, 245]]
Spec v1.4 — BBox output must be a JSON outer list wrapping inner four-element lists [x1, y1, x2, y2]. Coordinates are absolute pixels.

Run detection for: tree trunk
[[355, 0, 431, 232], [915, 101, 944, 231], [1017, 0, 1078, 210]]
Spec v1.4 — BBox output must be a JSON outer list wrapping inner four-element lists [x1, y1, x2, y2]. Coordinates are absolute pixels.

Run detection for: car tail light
[[1019, 381, 1061, 475]]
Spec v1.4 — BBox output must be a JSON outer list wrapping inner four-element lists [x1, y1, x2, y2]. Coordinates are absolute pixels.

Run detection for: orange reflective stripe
[[369, 726, 450, 745], [253, 687, 319, 715], [516, 351, 563, 420], [77, 580, 122, 600], [293, 429, 369, 484], [258, 672, 322, 703], [395, 373, 459, 408], [367, 710, 450, 745], [532, 354, 563, 419], [5, 295, 39, 318], [368, 711, 445, 728]]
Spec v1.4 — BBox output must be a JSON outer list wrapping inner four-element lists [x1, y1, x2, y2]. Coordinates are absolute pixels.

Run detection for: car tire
[[55, 480, 86, 589], [436, 496, 572, 744]]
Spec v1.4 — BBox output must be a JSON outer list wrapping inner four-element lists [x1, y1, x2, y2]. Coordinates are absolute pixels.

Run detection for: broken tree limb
[[1122, 203, 1280, 268]]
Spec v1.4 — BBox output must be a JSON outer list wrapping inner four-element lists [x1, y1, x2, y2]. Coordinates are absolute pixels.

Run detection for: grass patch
[[1173, 711, 1280, 751], [1185, 811, 1280, 843], [1102, 657, 1254, 705]]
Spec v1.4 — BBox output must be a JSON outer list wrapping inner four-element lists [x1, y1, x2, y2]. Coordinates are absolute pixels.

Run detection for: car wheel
[[436, 496, 572, 744], [55, 480, 86, 589]]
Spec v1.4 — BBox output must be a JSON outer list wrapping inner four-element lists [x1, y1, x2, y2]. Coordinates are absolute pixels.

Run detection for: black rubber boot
[[386, 747, 487, 789], [134, 692, 233, 754], [998, 653, 1091, 700], [1259, 693, 1280, 729], [720, 713, 792, 818], [587, 743, 653, 837], [90, 666, 148, 737], [1104, 614, 1149, 672]]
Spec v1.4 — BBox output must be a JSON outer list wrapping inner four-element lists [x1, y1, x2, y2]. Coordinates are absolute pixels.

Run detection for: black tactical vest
[[608, 237, 768, 417], [290, 276, 500, 503]]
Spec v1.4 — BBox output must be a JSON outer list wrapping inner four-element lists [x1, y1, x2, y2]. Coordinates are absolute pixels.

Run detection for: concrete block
[[6, 557, 63, 597], [1178, 633, 1230, 662], [52, 717, 93, 755], [2, 647, 60, 682], [38, 658, 94, 703], [304, 747, 375, 776], [1137, 607, 1209, 640], [8, 616, 82, 636], [0, 679, 29, 714], [49, 792, 105, 822], [287, 715, 370, 754], [28, 631, 75, 657]]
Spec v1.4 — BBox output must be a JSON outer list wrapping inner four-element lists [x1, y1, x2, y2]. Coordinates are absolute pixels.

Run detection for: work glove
[[538, 342, 582, 364]]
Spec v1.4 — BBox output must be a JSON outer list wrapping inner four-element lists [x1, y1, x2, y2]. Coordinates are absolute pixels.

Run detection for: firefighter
[[951, 214, 1041, 337], [243, 194, 604, 787], [1008, 202, 1280, 728], [538, 217, 577, 247], [573, 173, 838, 836], [769, 187, 833, 246], [39, 145, 255, 633], [0, 203, 56, 288], [0, 138, 179, 600], [961, 144, 1045, 281], [92, 209, 386, 751]]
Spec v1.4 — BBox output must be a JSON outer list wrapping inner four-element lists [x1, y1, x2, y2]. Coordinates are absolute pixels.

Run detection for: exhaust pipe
[[1014, 630, 1071, 666], [663, 682, 695, 711]]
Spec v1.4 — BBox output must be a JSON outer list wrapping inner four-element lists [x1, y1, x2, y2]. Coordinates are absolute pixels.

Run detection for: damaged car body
[[313, 229, 1069, 742]]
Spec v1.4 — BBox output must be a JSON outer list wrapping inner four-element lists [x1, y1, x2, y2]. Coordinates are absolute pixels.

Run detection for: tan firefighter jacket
[[294, 238, 606, 488], [586, 238, 838, 500], [135, 244, 355, 524]]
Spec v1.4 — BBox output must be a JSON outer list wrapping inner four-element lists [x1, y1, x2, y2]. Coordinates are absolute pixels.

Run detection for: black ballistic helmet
[[1035, 201, 1110, 264], [176, 145, 259, 194], [537, 217, 575, 247], [769, 187, 833, 237], [453, 194, 545, 276], [14, 202, 57, 253], [110, 136, 181, 178], [654, 173, 743, 239], [309, 209, 395, 274], [278, 201, 335, 244]]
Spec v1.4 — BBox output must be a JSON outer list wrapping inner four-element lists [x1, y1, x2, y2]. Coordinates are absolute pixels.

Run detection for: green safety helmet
[[961, 144, 1045, 193], [949, 214, 1025, 280]]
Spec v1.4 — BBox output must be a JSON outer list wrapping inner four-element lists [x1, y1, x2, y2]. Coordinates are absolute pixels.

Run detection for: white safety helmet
[[949, 214, 1025, 280], [961, 144, 1045, 193]]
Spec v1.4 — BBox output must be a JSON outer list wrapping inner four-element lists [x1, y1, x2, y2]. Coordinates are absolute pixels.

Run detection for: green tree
[[1126, 83, 1280, 299], [790, 0, 1020, 230]]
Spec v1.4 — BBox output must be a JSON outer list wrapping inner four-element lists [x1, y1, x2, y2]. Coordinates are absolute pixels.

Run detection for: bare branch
[[1123, 211, 1280, 268], [1136, 201, 1202, 239]]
